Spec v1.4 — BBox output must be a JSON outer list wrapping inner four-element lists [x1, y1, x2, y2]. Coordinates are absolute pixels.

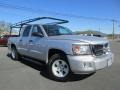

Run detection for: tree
[[0, 21, 11, 35]]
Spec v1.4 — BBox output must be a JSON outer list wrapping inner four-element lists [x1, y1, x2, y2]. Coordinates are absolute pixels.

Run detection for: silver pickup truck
[[8, 17, 113, 81]]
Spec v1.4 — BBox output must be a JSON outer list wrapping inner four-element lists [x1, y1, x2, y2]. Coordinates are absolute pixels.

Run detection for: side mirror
[[32, 32, 44, 37]]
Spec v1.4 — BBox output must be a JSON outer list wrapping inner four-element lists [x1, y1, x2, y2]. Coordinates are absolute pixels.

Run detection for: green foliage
[[107, 34, 119, 39]]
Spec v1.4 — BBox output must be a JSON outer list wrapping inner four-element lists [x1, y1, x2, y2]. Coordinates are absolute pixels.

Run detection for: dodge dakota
[[8, 17, 114, 81]]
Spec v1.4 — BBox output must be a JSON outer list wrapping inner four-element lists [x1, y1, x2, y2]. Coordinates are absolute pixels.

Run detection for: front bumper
[[67, 52, 114, 74]]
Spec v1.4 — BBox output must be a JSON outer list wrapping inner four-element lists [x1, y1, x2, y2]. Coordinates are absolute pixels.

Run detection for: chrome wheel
[[11, 46, 21, 61], [52, 59, 69, 78], [11, 48, 16, 59]]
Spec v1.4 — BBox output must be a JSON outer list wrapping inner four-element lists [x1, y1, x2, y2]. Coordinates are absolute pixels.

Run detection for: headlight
[[104, 43, 110, 52], [107, 43, 111, 51], [72, 44, 91, 55]]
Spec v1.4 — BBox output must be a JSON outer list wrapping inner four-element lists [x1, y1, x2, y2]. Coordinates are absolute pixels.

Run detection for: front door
[[28, 25, 45, 61]]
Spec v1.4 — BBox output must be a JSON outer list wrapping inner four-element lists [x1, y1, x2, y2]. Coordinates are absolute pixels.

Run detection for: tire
[[48, 53, 71, 82], [11, 46, 22, 61]]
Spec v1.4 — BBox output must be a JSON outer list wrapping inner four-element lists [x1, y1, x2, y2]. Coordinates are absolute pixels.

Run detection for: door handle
[[29, 40, 33, 42], [20, 39, 22, 42]]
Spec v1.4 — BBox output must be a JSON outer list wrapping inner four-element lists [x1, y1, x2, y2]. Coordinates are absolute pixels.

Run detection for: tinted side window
[[23, 26, 31, 37]]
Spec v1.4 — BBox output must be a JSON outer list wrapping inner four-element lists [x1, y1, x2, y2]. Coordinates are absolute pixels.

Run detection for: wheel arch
[[46, 48, 68, 64], [11, 43, 16, 49]]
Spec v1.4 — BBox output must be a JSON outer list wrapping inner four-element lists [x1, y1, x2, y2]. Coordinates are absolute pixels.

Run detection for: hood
[[48, 35, 108, 44]]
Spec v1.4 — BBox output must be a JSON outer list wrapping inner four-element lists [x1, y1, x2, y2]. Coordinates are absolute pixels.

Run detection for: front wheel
[[48, 54, 71, 82]]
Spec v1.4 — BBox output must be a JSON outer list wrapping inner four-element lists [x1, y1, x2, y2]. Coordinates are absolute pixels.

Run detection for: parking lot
[[0, 41, 120, 90]]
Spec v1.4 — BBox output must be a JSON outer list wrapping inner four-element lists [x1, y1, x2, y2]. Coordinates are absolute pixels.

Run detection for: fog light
[[83, 62, 92, 68]]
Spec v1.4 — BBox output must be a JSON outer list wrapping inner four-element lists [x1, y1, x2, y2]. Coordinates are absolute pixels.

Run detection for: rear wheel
[[11, 46, 22, 61], [48, 54, 71, 82]]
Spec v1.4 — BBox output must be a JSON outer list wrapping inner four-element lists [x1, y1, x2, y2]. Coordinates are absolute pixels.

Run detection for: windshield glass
[[43, 25, 73, 36]]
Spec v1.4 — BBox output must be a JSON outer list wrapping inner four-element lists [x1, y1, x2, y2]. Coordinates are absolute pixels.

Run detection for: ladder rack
[[11, 17, 69, 28], [10, 17, 69, 36]]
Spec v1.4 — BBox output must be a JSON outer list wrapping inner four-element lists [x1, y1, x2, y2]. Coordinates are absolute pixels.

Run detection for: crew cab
[[8, 17, 114, 81]]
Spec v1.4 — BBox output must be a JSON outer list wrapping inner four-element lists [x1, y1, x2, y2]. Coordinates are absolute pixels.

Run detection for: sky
[[0, 0, 120, 34]]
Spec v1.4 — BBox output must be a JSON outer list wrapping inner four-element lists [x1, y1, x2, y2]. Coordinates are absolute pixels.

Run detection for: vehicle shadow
[[40, 70, 95, 82], [7, 53, 95, 82]]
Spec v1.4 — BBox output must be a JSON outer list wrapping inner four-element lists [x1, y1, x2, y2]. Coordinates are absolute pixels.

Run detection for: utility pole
[[118, 25, 120, 38], [112, 20, 115, 40], [112, 19, 118, 40]]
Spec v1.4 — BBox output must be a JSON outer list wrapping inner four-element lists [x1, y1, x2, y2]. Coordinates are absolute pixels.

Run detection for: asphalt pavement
[[0, 41, 120, 90]]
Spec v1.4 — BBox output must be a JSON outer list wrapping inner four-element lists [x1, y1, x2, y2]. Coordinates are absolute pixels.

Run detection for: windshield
[[43, 25, 73, 36]]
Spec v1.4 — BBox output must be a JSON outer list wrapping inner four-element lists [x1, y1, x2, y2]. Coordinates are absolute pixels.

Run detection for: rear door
[[17, 25, 32, 56]]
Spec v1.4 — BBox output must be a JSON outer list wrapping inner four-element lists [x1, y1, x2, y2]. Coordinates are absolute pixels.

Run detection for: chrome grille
[[91, 43, 108, 56]]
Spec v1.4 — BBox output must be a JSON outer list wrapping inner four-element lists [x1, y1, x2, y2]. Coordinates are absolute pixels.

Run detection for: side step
[[21, 56, 46, 66]]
